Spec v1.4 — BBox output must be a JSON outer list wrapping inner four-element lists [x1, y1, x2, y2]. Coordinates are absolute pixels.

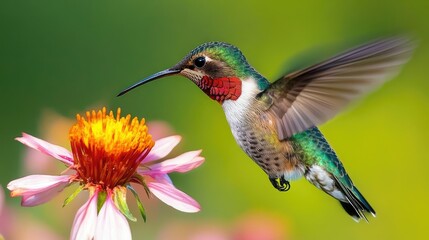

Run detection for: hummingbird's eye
[[194, 56, 206, 68]]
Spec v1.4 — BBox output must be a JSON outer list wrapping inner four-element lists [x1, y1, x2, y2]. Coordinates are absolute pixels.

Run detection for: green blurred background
[[1, 0, 428, 239]]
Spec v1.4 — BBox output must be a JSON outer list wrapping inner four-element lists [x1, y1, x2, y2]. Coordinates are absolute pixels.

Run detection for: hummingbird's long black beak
[[117, 68, 181, 96]]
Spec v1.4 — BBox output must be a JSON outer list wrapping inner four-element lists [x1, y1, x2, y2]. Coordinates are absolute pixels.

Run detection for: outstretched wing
[[259, 37, 414, 140]]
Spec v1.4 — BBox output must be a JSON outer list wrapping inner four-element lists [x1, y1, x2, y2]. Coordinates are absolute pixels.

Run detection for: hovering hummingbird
[[118, 37, 413, 221]]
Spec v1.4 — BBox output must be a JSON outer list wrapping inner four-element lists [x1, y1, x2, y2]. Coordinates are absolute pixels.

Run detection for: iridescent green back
[[291, 127, 352, 187]]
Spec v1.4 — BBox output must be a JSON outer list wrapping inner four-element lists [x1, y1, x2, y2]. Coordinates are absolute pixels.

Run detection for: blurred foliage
[[1, 0, 428, 239]]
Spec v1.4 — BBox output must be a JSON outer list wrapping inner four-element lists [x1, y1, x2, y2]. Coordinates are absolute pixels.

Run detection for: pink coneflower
[[7, 108, 204, 240]]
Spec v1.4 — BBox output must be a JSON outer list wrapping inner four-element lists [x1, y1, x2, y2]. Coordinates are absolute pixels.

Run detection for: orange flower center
[[69, 108, 154, 189]]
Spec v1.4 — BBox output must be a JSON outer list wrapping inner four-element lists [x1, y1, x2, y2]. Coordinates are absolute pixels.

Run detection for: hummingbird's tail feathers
[[334, 177, 376, 222], [305, 164, 376, 222], [339, 201, 365, 222]]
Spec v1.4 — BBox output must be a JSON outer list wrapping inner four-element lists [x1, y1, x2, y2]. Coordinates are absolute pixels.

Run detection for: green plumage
[[292, 127, 345, 178], [292, 127, 375, 220]]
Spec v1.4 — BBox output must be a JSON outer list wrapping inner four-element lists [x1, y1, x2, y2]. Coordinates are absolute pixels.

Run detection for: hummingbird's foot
[[269, 176, 290, 191]]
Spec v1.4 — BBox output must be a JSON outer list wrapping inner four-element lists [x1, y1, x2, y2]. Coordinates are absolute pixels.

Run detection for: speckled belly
[[229, 119, 305, 180]]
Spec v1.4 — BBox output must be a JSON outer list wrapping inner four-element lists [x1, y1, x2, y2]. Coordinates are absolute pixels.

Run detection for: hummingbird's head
[[118, 42, 263, 103], [175, 41, 252, 80]]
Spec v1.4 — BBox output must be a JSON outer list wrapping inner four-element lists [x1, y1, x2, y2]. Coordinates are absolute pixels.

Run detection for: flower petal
[[147, 180, 200, 213], [0, 185, 4, 214], [95, 193, 131, 240], [71, 190, 98, 240], [145, 150, 204, 174], [158, 173, 172, 184], [8, 175, 70, 206], [142, 135, 181, 163], [16, 133, 73, 166]]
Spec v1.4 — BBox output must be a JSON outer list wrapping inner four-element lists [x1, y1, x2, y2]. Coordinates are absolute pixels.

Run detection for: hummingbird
[[118, 37, 414, 221]]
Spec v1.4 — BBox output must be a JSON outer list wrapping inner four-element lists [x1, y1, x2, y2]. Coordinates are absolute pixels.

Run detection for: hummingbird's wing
[[259, 37, 414, 140]]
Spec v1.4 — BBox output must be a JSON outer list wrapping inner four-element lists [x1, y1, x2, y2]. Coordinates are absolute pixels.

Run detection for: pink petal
[[143, 173, 172, 184], [158, 173, 172, 184], [71, 190, 98, 240], [147, 121, 175, 140], [95, 193, 131, 240], [147, 181, 200, 213], [16, 133, 73, 166], [8, 175, 70, 206], [142, 135, 181, 164], [146, 150, 204, 174], [0, 185, 4, 214]]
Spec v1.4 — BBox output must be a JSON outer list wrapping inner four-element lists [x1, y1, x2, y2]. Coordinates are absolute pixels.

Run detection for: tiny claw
[[269, 176, 290, 191]]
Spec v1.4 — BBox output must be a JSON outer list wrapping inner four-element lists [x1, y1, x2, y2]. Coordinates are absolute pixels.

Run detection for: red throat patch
[[198, 76, 242, 104]]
